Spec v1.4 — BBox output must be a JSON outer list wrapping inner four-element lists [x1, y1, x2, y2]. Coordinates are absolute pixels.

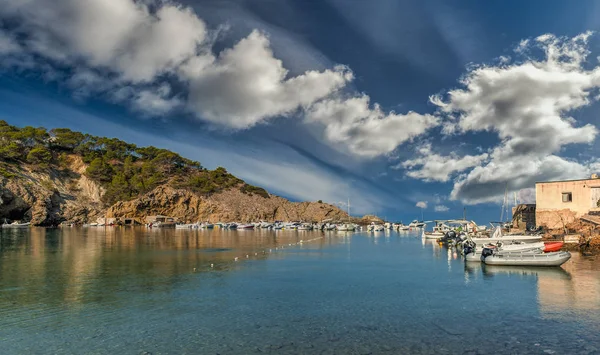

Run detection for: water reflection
[[0, 227, 346, 310], [460, 250, 600, 325], [2, 228, 599, 354]]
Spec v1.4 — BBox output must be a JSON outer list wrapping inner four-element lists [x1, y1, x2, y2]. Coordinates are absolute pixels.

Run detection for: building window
[[562, 192, 572, 203]]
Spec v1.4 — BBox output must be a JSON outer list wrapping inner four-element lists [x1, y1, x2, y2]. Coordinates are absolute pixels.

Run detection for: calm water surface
[[0, 227, 599, 354]]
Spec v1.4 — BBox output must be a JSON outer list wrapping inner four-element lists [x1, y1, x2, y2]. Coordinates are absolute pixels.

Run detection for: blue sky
[[1, 0, 600, 224]]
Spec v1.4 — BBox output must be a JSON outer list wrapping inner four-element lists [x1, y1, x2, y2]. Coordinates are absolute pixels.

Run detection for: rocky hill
[[0, 121, 373, 226]]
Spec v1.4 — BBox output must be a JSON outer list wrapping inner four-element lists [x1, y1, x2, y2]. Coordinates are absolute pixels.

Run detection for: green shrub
[[240, 184, 269, 198], [27, 146, 53, 168]]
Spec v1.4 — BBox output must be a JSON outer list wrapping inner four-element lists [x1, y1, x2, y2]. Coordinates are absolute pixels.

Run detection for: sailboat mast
[[347, 197, 350, 216], [500, 184, 508, 222]]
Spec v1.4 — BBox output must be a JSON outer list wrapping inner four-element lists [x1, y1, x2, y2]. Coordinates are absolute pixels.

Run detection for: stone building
[[535, 175, 600, 229], [511, 204, 536, 230]]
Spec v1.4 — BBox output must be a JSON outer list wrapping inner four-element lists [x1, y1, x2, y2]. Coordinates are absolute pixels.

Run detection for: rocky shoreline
[[0, 156, 380, 227]]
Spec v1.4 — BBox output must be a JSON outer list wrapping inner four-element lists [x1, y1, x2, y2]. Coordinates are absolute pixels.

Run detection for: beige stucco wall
[[536, 179, 600, 228]]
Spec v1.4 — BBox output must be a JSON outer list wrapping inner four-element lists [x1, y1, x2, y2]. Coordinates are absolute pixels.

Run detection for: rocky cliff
[[106, 185, 356, 223], [0, 155, 371, 225], [0, 155, 105, 225]]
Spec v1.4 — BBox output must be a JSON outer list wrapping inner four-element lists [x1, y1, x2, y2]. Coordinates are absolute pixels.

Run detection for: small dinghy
[[482, 250, 571, 267], [1, 221, 31, 228], [464, 242, 544, 262], [237, 224, 255, 229]]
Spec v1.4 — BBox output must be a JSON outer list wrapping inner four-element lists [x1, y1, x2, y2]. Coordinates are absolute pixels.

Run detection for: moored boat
[[1, 221, 31, 228], [237, 224, 254, 229], [409, 220, 426, 228], [336, 223, 355, 232], [297, 223, 313, 231], [469, 227, 543, 247], [482, 250, 571, 267], [464, 242, 545, 262]]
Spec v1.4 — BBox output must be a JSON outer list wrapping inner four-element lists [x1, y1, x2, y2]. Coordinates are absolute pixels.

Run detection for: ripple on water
[[0, 228, 599, 354]]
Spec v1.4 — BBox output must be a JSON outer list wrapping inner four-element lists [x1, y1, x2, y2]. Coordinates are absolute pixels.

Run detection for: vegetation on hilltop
[[0, 121, 269, 204]]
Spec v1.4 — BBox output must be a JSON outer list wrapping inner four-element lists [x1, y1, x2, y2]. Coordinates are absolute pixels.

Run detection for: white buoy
[[234, 257, 239, 261], [210, 264, 214, 268], [246, 254, 249, 258]]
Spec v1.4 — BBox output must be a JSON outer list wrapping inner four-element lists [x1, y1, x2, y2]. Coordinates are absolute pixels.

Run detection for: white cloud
[[400, 143, 488, 182], [130, 84, 182, 116], [434, 205, 449, 212], [183, 30, 353, 129], [0, 0, 442, 159], [450, 155, 592, 204], [518, 188, 536, 204], [0, 0, 208, 82], [305, 95, 439, 157], [428, 32, 599, 204], [416, 201, 428, 209]]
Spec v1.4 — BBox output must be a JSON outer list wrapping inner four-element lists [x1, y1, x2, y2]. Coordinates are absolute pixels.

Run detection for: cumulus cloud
[[428, 32, 599, 204], [400, 143, 488, 182], [416, 201, 428, 209], [0, 0, 208, 82], [305, 95, 439, 157], [183, 30, 353, 129], [518, 188, 536, 204], [434, 205, 449, 212], [130, 84, 183, 116], [0, 0, 435, 157]]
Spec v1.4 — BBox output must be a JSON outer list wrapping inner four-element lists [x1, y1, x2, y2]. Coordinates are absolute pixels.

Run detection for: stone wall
[[536, 209, 577, 230]]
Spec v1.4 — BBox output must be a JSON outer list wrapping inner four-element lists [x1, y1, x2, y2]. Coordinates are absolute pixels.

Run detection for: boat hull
[[1, 223, 31, 228], [483, 251, 571, 267], [470, 235, 542, 247], [424, 232, 444, 239]]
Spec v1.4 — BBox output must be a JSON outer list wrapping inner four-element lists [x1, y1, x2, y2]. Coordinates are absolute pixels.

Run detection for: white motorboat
[[423, 232, 445, 239], [284, 222, 299, 230], [260, 221, 273, 229], [469, 226, 542, 247], [408, 220, 426, 228], [323, 223, 336, 231], [175, 223, 192, 229], [482, 251, 571, 267], [1, 221, 31, 228], [297, 223, 313, 231], [237, 224, 255, 229], [336, 223, 355, 231]]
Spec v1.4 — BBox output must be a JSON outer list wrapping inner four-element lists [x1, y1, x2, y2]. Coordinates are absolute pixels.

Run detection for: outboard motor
[[463, 244, 474, 256], [446, 231, 457, 240], [481, 247, 495, 258], [462, 240, 476, 256]]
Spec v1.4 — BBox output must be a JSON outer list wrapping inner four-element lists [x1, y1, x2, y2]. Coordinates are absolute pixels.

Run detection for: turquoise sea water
[[0, 227, 599, 354]]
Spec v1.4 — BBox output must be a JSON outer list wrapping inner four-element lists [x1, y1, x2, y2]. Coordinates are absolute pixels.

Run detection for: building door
[[591, 187, 600, 208]]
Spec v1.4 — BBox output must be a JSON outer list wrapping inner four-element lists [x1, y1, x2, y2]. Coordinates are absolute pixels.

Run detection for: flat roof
[[535, 178, 600, 184]]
